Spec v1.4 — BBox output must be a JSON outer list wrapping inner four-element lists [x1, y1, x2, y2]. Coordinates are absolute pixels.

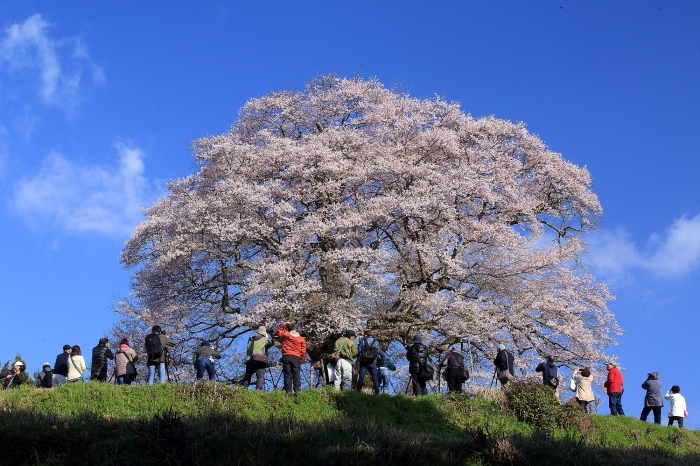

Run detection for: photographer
[[1, 361, 27, 389]]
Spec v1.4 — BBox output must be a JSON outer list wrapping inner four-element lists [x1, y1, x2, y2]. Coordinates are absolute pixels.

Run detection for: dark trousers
[[608, 392, 624, 415], [91, 366, 108, 382], [282, 355, 301, 393], [411, 374, 428, 396], [576, 398, 592, 413], [640, 406, 662, 424], [445, 368, 463, 392], [669, 416, 684, 428], [357, 365, 380, 393], [242, 360, 266, 390]]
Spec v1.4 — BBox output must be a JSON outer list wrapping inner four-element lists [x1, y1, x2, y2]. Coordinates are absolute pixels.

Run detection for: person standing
[[640, 371, 663, 424], [36, 363, 53, 388], [377, 351, 396, 394], [115, 338, 138, 385], [53, 344, 72, 386], [440, 347, 466, 393], [67, 346, 87, 383], [91, 338, 115, 382], [241, 326, 273, 390], [276, 322, 307, 393], [333, 330, 358, 391], [356, 329, 381, 394], [406, 335, 433, 396], [603, 361, 625, 416], [665, 385, 687, 428], [493, 344, 515, 386], [536, 355, 560, 401], [145, 325, 176, 385], [193, 340, 221, 381], [573, 367, 595, 412]]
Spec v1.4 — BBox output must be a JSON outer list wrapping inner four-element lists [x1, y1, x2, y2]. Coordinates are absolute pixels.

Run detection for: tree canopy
[[117, 75, 619, 369]]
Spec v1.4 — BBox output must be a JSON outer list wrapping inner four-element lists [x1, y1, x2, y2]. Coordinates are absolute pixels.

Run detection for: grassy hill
[[1, 382, 699, 465]]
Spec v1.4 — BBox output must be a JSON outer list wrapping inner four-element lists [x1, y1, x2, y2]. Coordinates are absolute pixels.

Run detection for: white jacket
[[664, 390, 687, 417]]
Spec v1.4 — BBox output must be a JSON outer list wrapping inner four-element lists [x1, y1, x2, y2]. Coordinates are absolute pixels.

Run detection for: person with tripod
[[439, 347, 466, 393], [1, 361, 27, 389], [240, 326, 273, 390], [406, 335, 433, 396], [145, 325, 176, 385]]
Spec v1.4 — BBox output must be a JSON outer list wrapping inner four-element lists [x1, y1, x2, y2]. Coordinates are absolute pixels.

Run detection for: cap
[[258, 326, 267, 336], [200, 340, 211, 347], [497, 344, 506, 351], [43, 362, 51, 368], [346, 330, 356, 337], [13, 360, 24, 367], [412, 335, 424, 343]]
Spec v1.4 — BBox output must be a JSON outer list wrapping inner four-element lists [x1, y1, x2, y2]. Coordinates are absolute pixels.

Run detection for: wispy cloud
[[0, 14, 103, 110], [10, 144, 161, 237], [588, 215, 700, 279]]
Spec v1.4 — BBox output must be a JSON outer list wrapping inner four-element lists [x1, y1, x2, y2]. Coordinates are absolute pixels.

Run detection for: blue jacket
[[536, 360, 558, 386]]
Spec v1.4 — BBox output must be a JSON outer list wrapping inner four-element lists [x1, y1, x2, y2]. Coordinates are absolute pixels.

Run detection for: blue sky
[[1, 1, 699, 423]]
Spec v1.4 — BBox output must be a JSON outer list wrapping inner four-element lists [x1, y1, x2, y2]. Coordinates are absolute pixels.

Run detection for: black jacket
[[54, 352, 70, 377], [406, 343, 428, 375], [440, 351, 465, 370], [91, 344, 115, 377], [36, 369, 53, 388], [494, 349, 514, 375]]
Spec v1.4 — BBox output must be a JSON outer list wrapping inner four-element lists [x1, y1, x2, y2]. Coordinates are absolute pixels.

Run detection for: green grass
[[1, 382, 700, 465]]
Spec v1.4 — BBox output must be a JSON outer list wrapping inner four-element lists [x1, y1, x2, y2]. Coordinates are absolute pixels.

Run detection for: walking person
[[603, 361, 625, 416], [356, 329, 382, 394], [639, 371, 663, 424], [572, 367, 595, 412], [91, 338, 114, 381], [440, 347, 466, 393], [406, 335, 433, 396], [333, 330, 357, 391], [145, 325, 176, 384], [493, 344, 514, 386], [67, 345, 87, 383], [52, 344, 72, 387], [194, 340, 221, 381], [240, 326, 273, 390], [665, 385, 687, 428], [115, 338, 138, 385]]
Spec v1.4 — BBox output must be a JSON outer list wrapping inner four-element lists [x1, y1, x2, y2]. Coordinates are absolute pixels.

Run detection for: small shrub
[[504, 382, 560, 433]]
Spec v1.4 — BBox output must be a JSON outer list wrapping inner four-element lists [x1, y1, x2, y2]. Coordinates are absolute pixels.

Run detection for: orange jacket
[[276, 323, 307, 361]]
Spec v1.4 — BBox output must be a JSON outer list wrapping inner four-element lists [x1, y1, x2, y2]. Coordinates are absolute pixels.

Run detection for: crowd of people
[[1, 324, 689, 428]]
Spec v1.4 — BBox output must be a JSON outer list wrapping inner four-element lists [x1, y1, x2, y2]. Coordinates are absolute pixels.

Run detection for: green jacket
[[193, 346, 221, 365], [246, 334, 273, 361], [334, 336, 358, 362]]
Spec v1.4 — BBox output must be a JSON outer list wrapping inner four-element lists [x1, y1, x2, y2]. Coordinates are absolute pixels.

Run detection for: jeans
[[282, 355, 302, 393], [148, 362, 167, 385], [640, 406, 662, 424], [378, 367, 391, 393], [334, 359, 352, 390], [357, 365, 380, 394], [117, 374, 134, 385], [195, 357, 216, 380], [52, 374, 67, 387], [608, 392, 625, 415], [669, 416, 684, 428]]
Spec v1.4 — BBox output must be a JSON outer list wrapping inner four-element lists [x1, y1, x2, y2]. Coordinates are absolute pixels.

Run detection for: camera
[[18, 366, 26, 372]]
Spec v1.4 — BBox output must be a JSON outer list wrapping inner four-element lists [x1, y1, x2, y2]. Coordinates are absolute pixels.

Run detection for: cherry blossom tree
[[116, 75, 620, 377]]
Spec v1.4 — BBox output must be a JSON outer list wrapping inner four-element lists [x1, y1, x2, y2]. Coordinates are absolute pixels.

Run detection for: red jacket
[[276, 323, 307, 361], [603, 366, 623, 394]]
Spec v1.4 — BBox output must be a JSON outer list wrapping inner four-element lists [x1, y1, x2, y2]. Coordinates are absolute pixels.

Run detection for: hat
[[412, 335, 424, 343], [63, 344, 71, 351], [258, 326, 267, 336], [346, 330, 356, 337], [200, 340, 211, 347], [43, 362, 51, 368], [13, 360, 24, 367], [604, 361, 615, 366], [497, 344, 506, 351]]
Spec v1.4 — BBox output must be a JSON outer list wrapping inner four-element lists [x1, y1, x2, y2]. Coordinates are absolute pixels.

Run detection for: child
[[664, 385, 687, 428]]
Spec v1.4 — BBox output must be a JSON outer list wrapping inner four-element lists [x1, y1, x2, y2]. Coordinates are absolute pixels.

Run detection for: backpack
[[41, 370, 53, 388], [359, 338, 379, 363], [145, 332, 163, 359]]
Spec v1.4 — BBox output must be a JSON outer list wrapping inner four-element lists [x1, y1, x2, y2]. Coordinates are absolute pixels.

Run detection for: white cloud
[[11, 144, 161, 237], [588, 215, 700, 279], [0, 14, 103, 110]]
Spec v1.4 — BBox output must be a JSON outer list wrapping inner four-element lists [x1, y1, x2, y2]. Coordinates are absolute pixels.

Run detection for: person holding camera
[[1, 360, 27, 389], [240, 326, 273, 390], [277, 322, 308, 393], [193, 340, 221, 381], [572, 367, 594, 412], [640, 371, 663, 424], [91, 338, 114, 382]]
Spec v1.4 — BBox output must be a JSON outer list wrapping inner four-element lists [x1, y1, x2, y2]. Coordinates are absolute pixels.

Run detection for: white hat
[[13, 360, 25, 367]]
